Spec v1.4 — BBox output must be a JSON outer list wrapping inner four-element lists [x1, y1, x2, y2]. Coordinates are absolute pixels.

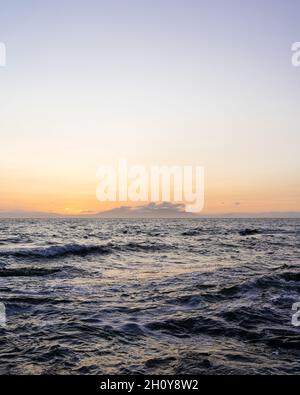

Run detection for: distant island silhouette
[[1, 203, 299, 218]]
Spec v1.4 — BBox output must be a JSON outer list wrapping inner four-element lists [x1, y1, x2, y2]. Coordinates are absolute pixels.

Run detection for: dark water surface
[[0, 218, 299, 374]]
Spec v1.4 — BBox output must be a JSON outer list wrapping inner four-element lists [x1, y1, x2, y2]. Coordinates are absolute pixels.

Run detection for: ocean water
[[0, 218, 299, 375]]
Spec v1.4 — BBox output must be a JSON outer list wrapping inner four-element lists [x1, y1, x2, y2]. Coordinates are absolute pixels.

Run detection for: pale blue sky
[[0, 0, 299, 213]]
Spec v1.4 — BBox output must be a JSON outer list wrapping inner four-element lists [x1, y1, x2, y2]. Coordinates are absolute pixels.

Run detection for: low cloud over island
[[0, 203, 299, 219]]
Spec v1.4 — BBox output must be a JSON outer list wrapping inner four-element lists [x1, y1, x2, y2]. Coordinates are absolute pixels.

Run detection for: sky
[[0, 0, 300, 215]]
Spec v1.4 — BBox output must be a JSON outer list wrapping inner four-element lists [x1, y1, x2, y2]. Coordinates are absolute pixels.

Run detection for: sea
[[0, 218, 299, 374]]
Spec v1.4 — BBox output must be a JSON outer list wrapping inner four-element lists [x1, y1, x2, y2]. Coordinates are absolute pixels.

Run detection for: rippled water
[[0, 218, 299, 374]]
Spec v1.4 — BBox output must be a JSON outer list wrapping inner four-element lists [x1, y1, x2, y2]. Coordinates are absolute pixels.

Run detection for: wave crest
[[1, 243, 112, 259], [0, 241, 170, 259]]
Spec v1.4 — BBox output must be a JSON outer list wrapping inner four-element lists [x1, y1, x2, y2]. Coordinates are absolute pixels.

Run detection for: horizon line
[[0, 209, 299, 219]]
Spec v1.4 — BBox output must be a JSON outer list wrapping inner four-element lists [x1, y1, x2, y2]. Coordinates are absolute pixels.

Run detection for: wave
[[0, 268, 60, 277], [2, 296, 71, 305], [0, 243, 112, 259], [181, 227, 202, 236], [239, 229, 260, 236], [0, 241, 171, 259], [118, 241, 171, 253], [215, 269, 300, 300], [0, 236, 32, 245]]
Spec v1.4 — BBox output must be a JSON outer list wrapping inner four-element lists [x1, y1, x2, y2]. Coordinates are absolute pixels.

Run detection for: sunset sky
[[0, 0, 300, 215]]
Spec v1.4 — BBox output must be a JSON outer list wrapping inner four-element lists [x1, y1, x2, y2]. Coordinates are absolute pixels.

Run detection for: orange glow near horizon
[[1, 172, 299, 215]]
